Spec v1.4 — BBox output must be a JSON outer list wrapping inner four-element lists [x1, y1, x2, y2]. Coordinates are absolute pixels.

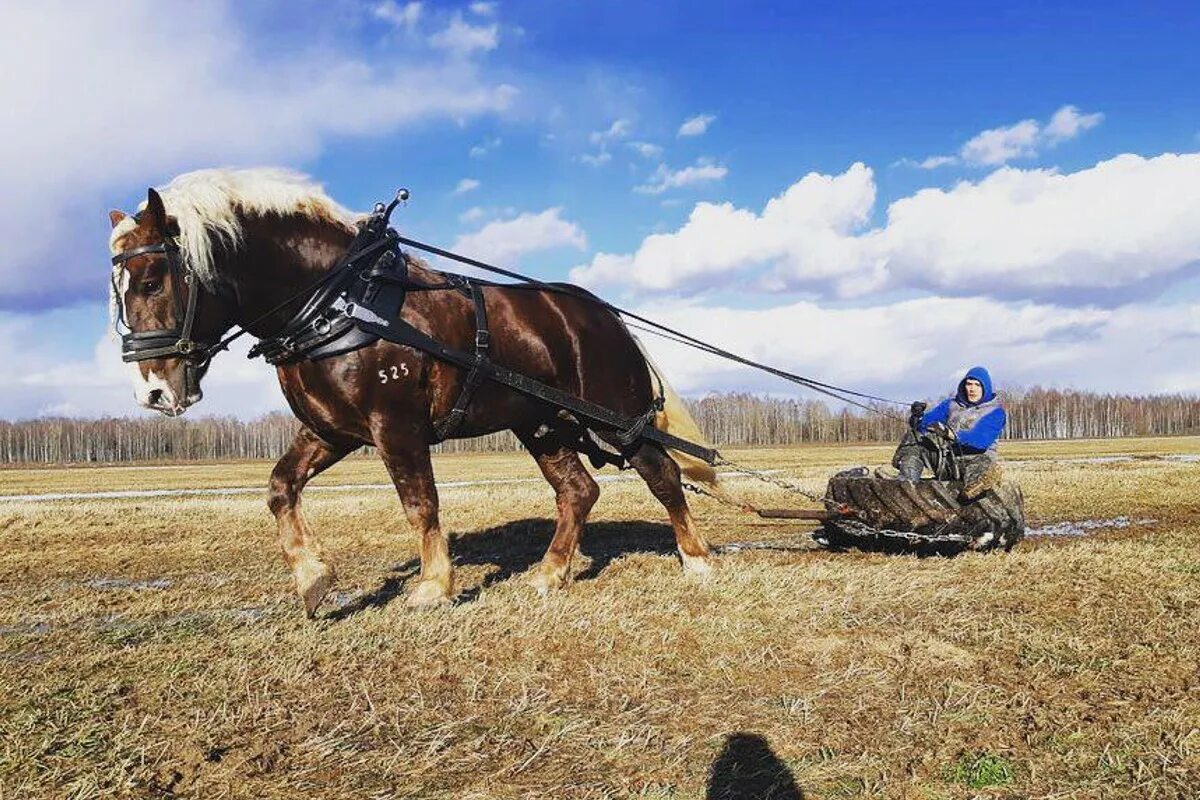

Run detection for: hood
[[957, 366, 995, 405]]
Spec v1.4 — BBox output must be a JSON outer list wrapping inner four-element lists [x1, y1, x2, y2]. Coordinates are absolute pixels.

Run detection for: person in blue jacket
[[890, 366, 1007, 483]]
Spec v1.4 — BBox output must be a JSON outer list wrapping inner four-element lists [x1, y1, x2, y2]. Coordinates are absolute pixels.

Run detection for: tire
[[822, 475, 1025, 553]]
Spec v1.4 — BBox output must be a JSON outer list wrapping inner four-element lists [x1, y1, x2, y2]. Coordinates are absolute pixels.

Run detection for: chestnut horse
[[108, 168, 718, 616]]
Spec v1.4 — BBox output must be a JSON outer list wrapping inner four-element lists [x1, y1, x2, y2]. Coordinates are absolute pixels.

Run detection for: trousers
[[891, 430, 995, 484]]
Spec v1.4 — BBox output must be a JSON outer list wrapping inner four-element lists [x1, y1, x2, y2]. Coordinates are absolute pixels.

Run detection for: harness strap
[[433, 281, 490, 440], [346, 308, 717, 464]]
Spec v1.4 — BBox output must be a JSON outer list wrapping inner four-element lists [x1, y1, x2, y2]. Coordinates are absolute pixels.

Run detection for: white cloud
[[372, 0, 422, 30], [5, 292, 1196, 420], [0, 1, 517, 308], [579, 150, 613, 167], [573, 153, 1200, 302], [909, 105, 1105, 169], [459, 206, 488, 224], [678, 113, 715, 138], [590, 118, 633, 145], [915, 155, 957, 169], [453, 178, 482, 195], [630, 296, 1200, 400], [960, 119, 1042, 167], [628, 141, 664, 159], [634, 158, 729, 195], [469, 136, 502, 158], [1043, 105, 1105, 144], [429, 13, 500, 55], [453, 208, 586, 265], [469, 1, 497, 15], [0, 308, 288, 420]]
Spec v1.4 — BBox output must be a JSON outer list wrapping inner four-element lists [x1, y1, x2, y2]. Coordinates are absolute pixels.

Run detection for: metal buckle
[[475, 330, 490, 350], [176, 339, 195, 355], [313, 317, 332, 335]]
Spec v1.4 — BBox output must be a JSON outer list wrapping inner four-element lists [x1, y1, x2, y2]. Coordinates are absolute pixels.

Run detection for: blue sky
[[1, 1, 1199, 419]]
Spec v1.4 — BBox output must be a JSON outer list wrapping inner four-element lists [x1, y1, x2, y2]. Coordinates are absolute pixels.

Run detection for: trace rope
[[391, 234, 908, 419]]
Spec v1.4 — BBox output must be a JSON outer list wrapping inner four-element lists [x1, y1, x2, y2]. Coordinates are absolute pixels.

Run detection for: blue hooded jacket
[[918, 366, 1007, 454]]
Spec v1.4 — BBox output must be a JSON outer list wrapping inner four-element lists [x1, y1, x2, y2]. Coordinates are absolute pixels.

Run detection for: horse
[[107, 168, 720, 616]]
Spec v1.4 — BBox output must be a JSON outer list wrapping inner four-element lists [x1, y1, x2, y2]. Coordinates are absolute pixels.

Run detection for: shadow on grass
[[707, 733, 804, 799], [326, 518, 677, 620]]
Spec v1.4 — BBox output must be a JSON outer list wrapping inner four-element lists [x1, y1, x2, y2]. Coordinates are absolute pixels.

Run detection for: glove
[[927, 422, 956, 441]]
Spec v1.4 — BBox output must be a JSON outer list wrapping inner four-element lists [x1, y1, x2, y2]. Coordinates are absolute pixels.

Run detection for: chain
[[821, 518, 972, 545], [713, 455, 827, 504]]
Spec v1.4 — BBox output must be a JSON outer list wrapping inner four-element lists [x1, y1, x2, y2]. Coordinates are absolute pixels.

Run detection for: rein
[[112, 188, 906, 422]]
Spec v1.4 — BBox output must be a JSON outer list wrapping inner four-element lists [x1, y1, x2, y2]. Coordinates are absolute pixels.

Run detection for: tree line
[[1, 387, 1198, 465]]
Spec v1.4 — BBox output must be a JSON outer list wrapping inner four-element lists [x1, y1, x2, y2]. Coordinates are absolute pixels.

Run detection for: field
[[1, 437, 1199, 799]]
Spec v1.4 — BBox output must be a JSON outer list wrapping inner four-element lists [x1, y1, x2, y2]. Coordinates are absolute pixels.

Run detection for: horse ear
[[145, 188, 168, 232], [109, 210, 128, 228]]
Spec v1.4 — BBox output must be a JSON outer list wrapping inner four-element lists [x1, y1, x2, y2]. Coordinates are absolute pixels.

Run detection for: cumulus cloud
[[1043, 105, 1105, 144], [453, 178, 482, 194], [629, 296, 1200, 401], [469, 1, 497, 15], [574, 154, 1200, 303], [0, 1, 516, 310], [915, 104, 1105, 169], [429, 13, 499, 55], [635, 158, 729, 195], [453, 208, 586, 265], [5, 292, 1196, 420], [678, 113, 715, 137], [0, 309, 288, 420]]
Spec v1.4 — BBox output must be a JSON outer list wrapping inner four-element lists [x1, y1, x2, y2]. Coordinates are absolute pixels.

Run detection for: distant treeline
[[2, 388, 1198, 465]]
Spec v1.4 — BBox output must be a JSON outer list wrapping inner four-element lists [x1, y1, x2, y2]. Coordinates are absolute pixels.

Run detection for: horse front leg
[[377, 439, 453, 607], [268, 427, 356, 617]]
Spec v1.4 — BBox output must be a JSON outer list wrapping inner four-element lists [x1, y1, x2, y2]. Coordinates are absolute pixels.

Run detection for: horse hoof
[[528, 567, 566, 596], [680, 553, 714, 576], [298, 562, 336, 619], [406, 579, 452, 608]]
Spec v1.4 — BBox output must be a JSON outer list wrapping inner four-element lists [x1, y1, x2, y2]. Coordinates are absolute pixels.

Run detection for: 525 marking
[[378, 364, 410, 384]]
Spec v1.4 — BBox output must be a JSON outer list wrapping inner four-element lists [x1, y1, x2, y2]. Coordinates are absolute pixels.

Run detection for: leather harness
[[112, 200, 715, 465]]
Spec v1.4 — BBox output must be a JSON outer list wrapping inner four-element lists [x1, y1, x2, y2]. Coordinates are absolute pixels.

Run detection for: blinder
[[110, 239, 210, 365]]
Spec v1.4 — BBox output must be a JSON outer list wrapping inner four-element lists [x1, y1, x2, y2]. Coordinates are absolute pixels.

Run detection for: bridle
[[110, 238, 210, 365]]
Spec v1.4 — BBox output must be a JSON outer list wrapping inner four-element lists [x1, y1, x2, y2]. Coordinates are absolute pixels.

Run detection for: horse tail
[[631, 336, 726, 494]]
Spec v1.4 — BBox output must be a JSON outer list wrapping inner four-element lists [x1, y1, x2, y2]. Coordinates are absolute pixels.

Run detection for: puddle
[[83, 576, 174, 591], [1025, 517, 1156, 537], [1164, 454, 1200, 463]]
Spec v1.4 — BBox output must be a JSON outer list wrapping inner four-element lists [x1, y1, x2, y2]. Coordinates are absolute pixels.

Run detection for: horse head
[[108, 188, 235, 416]]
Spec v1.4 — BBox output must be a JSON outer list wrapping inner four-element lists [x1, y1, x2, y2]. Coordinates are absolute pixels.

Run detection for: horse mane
[[109, 167, 358, 289]]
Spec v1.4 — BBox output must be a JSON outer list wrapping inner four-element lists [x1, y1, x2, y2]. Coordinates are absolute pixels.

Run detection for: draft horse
[[108, 169, 718, 616]]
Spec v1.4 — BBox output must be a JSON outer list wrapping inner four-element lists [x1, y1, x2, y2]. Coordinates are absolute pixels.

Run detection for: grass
[[0, 438, 1198, 798]]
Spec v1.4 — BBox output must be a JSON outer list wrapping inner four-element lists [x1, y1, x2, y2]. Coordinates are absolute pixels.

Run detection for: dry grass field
[[1, 437, 1198, 799]]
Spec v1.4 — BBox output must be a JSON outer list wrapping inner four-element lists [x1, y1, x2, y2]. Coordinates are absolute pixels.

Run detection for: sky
[[2, 0, 1199, 420]]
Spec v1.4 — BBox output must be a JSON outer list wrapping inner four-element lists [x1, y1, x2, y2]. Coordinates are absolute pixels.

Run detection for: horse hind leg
[[627, 441, 713, 575], [269, 427, 356, 617], [517, 428, 600, 595]]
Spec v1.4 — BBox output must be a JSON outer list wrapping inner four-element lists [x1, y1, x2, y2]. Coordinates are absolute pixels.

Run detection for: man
[[890, 366, 1007, 485]]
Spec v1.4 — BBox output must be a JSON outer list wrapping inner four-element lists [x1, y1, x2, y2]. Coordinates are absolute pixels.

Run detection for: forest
[[2, 388, 1198, 464]]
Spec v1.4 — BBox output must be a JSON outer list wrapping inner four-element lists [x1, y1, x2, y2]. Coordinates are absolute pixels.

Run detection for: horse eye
[[140, 280, 161, 296]]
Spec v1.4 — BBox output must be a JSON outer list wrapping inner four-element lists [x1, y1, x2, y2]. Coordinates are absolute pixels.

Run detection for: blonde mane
[[109, 167, 358, 289]]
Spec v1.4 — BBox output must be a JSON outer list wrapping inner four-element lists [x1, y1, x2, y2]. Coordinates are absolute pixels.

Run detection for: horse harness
[[112, 199, 714, 466]]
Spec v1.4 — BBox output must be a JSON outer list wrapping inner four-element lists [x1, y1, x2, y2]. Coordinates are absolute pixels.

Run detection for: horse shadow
[[326, 518, 677, 620], [706, 733, 805, 800]]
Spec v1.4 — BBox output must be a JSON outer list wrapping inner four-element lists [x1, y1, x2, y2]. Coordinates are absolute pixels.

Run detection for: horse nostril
[[147, 389, 163, 406]]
